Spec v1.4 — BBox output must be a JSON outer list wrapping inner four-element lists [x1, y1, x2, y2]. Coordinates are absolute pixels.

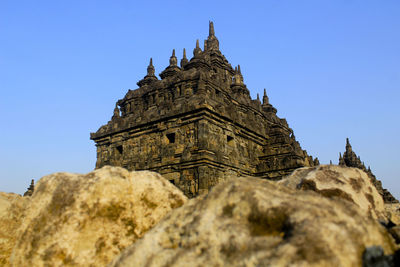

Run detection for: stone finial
[[147, 58, 155, 76], [256, 93, 261, 103], [169, 49, 177, 66], [180, 48, 188, 68], [193, 39, 202, 57], [339, 152, 345, 166], [137, 57, 158, 86], [346, 138, 352, 152], [23, 179, 35, 197], [113, 104, 120, 119], [330, 160, 332, 165], [206, 21, 219, 51], [209, 21, 215, 36], [232, 66, 243, 85], [263, 88, 269, 105]]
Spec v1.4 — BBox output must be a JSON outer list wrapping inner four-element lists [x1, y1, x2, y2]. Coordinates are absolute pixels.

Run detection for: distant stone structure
[[91, 22, 318, 197], [23, 179, 34, 197], [339, 138, 398, 203]]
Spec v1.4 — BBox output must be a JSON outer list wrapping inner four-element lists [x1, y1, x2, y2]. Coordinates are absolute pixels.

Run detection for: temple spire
[[339, 152, 345, 166], [180, 48, 188, 68], [205, 21, 219, 51], [23, 179, 35, 197], [169, 49, 177, 66], [137, 57, 158, 86], [232, 65, 244, 85], [263, 88, 269, 105], [346, 137, 352, 152], [193, 39, 202, 57], [147, 58, 155, 76], [209, 21, 215, 36], [113, 103, 120, 118]]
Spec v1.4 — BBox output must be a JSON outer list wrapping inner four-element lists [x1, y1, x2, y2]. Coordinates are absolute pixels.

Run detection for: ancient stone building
[[339, 138, 398, 203], [91, 22, 318, 197], [23, 179, 34, 197]]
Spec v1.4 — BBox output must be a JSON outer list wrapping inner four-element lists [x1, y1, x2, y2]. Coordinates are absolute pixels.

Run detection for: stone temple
[[90, 22, 318, 198], [339, 138, 398, 203]]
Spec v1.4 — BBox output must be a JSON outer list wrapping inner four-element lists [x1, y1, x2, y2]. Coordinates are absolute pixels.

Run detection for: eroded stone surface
[[0, 192, 28, 266], [338, 138, 398, 204], [279, 165, 386, 221], [10, 166, 187, 267], [385, 203, 400, 225], [110, 176, 395, 267]]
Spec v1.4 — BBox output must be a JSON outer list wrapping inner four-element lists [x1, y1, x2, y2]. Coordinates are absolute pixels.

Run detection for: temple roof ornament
[[206, 21, 219, 51], [147, 58, 156, 76], [263, 89, 269, 105], [169, 49, 177, 66], [180, 48, 188, 68], [193, 39, 202, 57], [160, 49, 181, 79], [137, 58, 158, 86], [338, 138, 398, 203], [23, 179, 35, 197]]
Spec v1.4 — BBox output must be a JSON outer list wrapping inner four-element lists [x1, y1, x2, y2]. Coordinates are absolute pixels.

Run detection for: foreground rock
[[278, 165, 386, 221], [385, 203, 400, 225], [10, 166, 187, 267], [110, 176, 396, 267], [0, 192, 28, 266]]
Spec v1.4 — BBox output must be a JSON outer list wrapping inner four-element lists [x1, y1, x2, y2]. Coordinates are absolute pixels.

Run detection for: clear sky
[[1, 0, 399, 198]]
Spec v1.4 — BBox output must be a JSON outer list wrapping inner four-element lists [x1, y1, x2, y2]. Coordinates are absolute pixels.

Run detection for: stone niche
[[91, 22, 317, 197]]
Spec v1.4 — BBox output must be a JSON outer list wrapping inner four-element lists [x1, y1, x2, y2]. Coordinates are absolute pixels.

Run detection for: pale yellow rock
[[385, 203, 400, 225], [0, 192, 29, 266], [110, 176, 396, 267], [279, 165, 386, 221], [10, 166, 187, 267]]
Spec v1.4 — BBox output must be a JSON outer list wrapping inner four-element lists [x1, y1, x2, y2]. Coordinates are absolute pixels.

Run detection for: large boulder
[[10, 166, 187, 267], [278, 165, 386, 221], [110, 176, 396, 267], [385, 203, 400, 225], [0, 192, 29, 266]]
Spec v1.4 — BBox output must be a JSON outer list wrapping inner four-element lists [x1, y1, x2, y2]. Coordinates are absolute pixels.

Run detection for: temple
[[23, 179, 34, 197], [90, 22, 318, 197], [339, 138, 398, 203]]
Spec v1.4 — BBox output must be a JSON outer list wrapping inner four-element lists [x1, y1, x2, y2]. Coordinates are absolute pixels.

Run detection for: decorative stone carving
[[90, 22, 317, 198]]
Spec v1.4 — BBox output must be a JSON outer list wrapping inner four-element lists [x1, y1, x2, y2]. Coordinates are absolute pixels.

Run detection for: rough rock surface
[[278, 165, 386, 221], [10, 166, 187, 267], [110, 176, 396, 267], [0, 192, 28, 266], [385, 203, 400, 225]]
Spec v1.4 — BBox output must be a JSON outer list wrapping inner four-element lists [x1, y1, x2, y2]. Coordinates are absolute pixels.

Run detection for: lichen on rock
[[279, 165, 387, 222], [9, 166, 187, 267], [0, 192, 29, 266], [110, 176, 396, 267]]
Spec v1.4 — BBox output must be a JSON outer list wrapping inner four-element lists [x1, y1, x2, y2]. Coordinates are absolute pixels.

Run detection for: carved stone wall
[[91, 22, 317, 197]]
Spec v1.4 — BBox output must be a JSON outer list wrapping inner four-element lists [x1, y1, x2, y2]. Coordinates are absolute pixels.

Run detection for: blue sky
[[1, 0, 399, 198]]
